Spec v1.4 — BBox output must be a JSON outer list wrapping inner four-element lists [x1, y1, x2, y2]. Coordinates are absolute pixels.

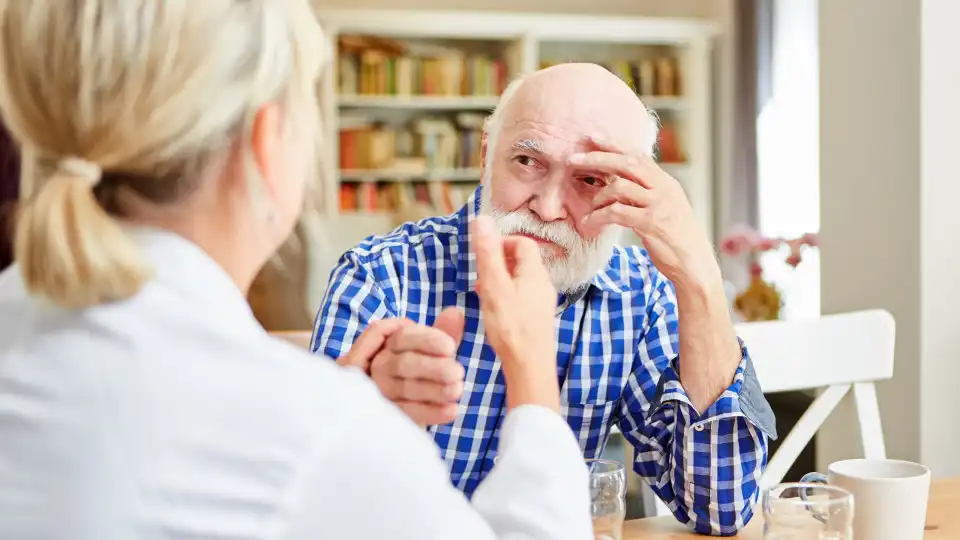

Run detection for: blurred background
[[1, 0, 956, 520]]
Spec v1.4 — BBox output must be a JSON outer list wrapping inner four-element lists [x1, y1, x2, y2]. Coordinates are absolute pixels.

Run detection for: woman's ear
[[249, 102, 284, 198]]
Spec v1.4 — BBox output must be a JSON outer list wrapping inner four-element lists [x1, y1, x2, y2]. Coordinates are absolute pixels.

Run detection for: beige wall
[[819, 0, 922, 467], [819, 0, 960, 476]]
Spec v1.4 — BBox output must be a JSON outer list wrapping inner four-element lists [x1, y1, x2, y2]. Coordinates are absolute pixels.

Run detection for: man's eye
[[581, 176, 604, 187], [516, 156, 537, 167]]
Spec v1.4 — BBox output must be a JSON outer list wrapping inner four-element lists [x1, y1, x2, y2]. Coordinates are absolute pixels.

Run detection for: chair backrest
[[735, 309, 896, 490], [736, 309, 895, 394], [269, 330, 313, 350]]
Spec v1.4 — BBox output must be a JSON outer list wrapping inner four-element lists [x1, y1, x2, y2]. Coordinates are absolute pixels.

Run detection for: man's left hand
[[573, 136, 741, 412], [573, 136, 721, 291]]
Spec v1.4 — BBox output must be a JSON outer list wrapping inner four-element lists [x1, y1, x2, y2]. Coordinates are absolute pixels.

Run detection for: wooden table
[[623, 477, 958, 539]]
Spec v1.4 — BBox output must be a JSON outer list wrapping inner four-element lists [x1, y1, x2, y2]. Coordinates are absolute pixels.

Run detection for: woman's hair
[[0, 0, 324, 308]]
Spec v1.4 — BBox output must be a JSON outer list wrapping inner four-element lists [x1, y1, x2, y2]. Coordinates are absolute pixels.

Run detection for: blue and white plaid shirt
[[312, 187, 776, 535]]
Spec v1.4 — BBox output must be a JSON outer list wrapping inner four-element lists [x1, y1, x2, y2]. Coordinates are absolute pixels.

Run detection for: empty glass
[[588, 459, 626, 540], [763, 483, 854, 539]]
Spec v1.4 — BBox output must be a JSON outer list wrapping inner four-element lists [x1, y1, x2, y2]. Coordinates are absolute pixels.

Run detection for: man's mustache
[[491, 210, 587, 252]]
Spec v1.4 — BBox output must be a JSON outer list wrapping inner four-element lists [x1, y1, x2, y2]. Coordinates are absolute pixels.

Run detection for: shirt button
[[694, 424, 706, 432]]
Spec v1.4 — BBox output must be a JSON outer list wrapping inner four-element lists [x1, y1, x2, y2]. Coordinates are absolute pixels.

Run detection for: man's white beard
[[479, 186, 622, 294]]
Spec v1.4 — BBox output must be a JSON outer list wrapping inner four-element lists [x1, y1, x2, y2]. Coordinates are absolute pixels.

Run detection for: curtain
[[0, 121, 19, 271], [719, 0, 773, 293], [730, 0, 774, 232]]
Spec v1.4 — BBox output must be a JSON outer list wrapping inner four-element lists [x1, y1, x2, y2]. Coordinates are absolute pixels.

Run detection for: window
[[756, 0, 820, 319]]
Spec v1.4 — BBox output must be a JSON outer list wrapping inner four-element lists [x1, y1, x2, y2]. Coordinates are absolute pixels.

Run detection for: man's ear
[[249, 102, 283, 198], [479, 130, 488, 186]]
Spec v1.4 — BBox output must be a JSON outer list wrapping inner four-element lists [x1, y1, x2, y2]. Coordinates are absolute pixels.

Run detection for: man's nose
[[528, 183, 568, 222]]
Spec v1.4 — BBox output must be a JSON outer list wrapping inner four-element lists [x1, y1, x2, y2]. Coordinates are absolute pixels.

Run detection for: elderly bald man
[[312, 63, 776, 536]]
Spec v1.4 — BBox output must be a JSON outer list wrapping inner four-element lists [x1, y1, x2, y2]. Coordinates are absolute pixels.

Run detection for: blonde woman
[[0, 2, 591, 539]]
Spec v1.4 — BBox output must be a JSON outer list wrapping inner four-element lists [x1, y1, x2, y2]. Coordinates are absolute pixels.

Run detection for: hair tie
[[58, 157, 102, 187]]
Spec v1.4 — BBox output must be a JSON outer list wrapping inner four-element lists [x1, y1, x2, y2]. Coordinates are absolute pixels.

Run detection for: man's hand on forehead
[[571, 134, 720, 288], [562, 134, 651, 187]]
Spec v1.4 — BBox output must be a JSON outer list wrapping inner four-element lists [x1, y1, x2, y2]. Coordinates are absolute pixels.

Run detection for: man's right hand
[[366, 308, 466, 427]]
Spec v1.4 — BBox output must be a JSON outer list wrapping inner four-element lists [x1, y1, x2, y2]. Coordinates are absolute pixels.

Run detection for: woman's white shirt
[[0, 228, 592, 540]]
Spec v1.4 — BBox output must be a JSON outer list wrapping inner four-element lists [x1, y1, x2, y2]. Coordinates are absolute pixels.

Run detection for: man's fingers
[[396, 401, 459, 427], [584, 202, 650, 230], [433, 307, 465, 345], [472, 215, 511, 297], [372, 347, 464, 383], [586, 134, 629, 153], [393, 351, 465, 382], [569, 151, 658, 189], [381, 377, 463, 404], [351, 318, 413, 356], [386, 324, 457, 357], [591, 178, 652, 212], [338, 318, 413, 369]]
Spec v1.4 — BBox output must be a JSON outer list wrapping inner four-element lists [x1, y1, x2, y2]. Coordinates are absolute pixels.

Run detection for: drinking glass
[[763, 483, 854, 540], [588, 459, 626, 540]]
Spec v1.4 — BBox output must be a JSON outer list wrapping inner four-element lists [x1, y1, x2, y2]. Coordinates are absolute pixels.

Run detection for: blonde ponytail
[[14, 157, 151, 308], [0, 0, 325, 309]]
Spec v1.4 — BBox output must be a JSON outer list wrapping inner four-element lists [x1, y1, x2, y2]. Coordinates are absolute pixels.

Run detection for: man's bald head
[[484, 63, 659, 164], [478, 63, 656, 293]]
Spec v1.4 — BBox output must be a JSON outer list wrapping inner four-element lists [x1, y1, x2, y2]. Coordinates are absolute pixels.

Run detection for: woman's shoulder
[[207, 331, 386, 417]]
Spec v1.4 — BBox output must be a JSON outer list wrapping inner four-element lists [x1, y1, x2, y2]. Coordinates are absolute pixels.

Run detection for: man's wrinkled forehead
[[497, 117, 653, 159], [495, 95, 656, 157]]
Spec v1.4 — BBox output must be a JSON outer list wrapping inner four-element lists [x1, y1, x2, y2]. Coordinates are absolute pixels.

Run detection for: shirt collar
[[453, 186, 629, 296]]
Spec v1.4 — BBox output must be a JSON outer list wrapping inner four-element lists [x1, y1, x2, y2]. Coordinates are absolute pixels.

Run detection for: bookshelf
[[338, 95, 501, 110], [313, 8, 718, 252], [283, 11, 720, 508]]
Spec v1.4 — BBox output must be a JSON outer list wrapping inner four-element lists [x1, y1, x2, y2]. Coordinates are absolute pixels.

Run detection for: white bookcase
[[307, 8, 717, 292]]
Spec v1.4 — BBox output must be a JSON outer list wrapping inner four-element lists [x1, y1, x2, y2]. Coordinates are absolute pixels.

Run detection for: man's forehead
[[500, 119, 651, 157], [495, 68, 657, 155]]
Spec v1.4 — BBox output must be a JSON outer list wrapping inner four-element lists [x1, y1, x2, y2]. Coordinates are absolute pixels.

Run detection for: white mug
[[801, 459, 931, 540]]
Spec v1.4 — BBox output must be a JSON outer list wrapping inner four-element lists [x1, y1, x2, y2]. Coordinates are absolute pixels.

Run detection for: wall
[[819, 0, 960, 476], [819, 0, 921, 467], [919, 0, 960, 477]]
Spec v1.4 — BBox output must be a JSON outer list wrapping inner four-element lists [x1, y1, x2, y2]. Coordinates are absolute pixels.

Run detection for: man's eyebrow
[[510, 138, 545, 154]]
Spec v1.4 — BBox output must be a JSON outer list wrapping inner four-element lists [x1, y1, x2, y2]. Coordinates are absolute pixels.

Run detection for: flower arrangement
[[719, 225, 819, 322], [719, 224, 819, 268]]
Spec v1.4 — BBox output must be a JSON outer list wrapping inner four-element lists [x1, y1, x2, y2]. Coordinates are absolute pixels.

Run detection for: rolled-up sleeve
[[617, 278, 776, 536]]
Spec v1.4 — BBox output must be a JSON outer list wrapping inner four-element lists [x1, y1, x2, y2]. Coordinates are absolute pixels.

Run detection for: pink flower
[[785, 239, 804, 267], [755, 237, 781, 252], [720, 236, 745, 256], [801, 232, 819, 247], [750, 262, 764, 276], [720, 224, 763, 256]]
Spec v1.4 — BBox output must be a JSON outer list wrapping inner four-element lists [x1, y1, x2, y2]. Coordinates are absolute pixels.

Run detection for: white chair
[[642, 309, 896, 516]]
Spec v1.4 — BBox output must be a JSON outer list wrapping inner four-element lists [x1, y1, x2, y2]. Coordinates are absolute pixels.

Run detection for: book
[[339, 114, 486, 172], [338, 36, 507, 97]]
